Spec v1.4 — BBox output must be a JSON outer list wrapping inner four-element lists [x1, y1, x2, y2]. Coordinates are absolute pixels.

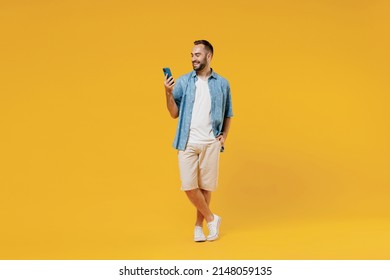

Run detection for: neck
[[196, 66, 211, 80]]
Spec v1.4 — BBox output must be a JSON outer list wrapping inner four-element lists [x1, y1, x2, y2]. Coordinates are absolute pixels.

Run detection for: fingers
[[216, 135, 225, 145], [164, 75, 175, 95], [168, 77, 175, 86], [164, 74, 175, 87]]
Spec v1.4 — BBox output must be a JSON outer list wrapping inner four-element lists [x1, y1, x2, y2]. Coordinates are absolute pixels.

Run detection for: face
[[191, 44, 212, 71]]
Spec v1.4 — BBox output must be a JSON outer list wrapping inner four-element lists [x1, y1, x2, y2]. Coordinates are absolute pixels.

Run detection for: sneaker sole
[[194, 238, 207, 242]]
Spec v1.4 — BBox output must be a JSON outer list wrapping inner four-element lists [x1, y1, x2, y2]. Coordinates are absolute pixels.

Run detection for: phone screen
[[163, 67, 172, 79]]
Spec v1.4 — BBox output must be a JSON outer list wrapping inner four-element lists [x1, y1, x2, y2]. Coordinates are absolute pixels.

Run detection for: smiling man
[[163, 40, 233, 242]]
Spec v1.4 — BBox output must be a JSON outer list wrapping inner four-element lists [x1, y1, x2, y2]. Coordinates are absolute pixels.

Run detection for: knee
[[185, 189, 197, 199]]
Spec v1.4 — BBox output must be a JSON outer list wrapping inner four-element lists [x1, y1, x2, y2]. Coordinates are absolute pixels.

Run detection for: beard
[[192, 60, 206, 71]]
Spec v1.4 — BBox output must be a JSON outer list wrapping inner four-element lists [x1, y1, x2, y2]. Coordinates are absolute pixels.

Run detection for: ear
[[207, 52, 212, 62]]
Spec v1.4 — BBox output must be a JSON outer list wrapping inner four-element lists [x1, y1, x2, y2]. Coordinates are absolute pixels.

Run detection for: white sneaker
[[207, 214, 221, 241], [194, 226, 206, 242]]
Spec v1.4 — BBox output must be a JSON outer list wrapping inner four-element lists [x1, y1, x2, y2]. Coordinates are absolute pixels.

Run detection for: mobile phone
[[163, 67, 172, 79]]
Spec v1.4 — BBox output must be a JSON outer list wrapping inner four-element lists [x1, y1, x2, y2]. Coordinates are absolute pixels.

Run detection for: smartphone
[[163, 67, 172, 79]]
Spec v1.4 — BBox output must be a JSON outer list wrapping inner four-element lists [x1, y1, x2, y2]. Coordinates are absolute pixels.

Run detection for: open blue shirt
[[172, 70, 233, 150]]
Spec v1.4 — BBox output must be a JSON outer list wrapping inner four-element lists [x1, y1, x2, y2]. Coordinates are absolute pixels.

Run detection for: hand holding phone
[[163, 67, 172, 79], [163, 67, 175, 95]]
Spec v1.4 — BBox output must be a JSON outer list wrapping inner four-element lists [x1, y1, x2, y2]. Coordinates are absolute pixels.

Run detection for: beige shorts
[[178, 140, 221, 191]]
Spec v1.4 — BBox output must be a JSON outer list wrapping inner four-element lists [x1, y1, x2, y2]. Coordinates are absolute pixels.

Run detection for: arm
[[216, 81, 233, 146], [164, 74, 179, 118]]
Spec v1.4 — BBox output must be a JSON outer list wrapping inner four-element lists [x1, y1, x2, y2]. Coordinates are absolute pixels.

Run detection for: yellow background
[[1, 0, 389, 259]]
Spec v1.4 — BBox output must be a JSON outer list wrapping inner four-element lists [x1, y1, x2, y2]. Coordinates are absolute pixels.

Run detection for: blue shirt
[[172, 69, 233, 150]]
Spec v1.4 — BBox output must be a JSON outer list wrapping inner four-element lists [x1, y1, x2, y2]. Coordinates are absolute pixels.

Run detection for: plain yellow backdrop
[[0, 0, 389, 259]]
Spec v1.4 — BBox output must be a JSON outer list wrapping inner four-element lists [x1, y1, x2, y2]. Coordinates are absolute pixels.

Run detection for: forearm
[[221, 117, 232, 139], [166, 93, 179, 118]]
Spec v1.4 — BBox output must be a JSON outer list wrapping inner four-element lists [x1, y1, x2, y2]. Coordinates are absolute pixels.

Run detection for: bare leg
[[195, 190, 211, 226], [185, 189, 214, 223]]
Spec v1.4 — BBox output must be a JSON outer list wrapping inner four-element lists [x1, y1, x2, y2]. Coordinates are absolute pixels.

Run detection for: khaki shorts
[[178, 140, 221, 191]]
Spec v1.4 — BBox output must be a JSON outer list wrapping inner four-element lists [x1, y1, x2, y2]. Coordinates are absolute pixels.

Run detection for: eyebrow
[[191, 52, 201, 55]]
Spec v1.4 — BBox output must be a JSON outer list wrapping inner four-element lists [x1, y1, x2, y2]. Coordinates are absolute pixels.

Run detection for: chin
[[194, 65, 204, 71]]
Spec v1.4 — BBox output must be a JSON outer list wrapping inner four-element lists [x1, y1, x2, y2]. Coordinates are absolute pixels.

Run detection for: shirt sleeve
[[172, 78, 183, 109], [224, 81, 233, 118]]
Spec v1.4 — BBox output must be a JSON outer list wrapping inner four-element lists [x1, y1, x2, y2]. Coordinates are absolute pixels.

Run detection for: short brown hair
[[194, 40, 214, 56]]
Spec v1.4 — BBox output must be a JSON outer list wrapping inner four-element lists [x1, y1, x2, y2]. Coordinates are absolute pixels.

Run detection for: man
[[163, 40, 233, 242]]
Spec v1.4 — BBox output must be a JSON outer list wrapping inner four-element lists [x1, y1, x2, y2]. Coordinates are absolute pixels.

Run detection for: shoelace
[[195, 230, 205, 239], [207, 224, 216, 235]]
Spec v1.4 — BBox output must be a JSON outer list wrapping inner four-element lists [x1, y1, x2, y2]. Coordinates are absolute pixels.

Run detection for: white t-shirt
[[188, 78, 215, 144]]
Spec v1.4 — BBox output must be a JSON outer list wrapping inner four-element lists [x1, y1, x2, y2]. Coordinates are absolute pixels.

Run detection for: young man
[[164, 40, 233, 242]]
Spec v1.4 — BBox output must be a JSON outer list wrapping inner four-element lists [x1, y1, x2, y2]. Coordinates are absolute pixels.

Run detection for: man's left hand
[[216, 134, 225, 146]]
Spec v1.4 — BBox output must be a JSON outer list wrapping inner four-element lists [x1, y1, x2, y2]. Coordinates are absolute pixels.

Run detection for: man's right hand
[[164, 74, 179, 118], [164, 74, 175, 95]]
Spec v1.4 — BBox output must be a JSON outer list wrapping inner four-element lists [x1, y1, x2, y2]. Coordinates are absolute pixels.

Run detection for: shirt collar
[[191, 68, 217, 80]]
